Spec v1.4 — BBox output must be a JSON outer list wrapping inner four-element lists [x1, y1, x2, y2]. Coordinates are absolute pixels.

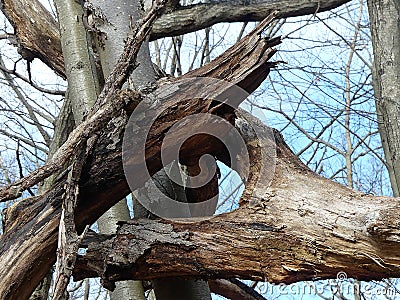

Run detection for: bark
[[0, 0, 350, 78], [54, 0, 99, 123], [98, 200, 147, 300], [51, 0, 101, 297], [0, 0, 65, 78], [150, 0, 352, 39], [0, 0, 168, 202], [0, 18, 279, 300], [367, 0, 400, 197], [28, 90, 75, 299], [74, 112, 400, 285], [148, 164, 213, 299], [91, 0, 183, 297], [152, 278, 211, 300]]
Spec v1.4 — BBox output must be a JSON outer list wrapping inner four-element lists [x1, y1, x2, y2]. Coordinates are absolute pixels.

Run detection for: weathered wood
[[0, 19, 280, 300], [1, 0, 350, 78], [53, 139, 89, 299], [74, 112, 400, 285], [0, 0, 169, 202], [0, 0, 65, 78]]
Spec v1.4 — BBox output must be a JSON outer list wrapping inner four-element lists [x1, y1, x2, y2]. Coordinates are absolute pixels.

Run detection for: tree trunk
[[92, 1, 153, 298], [90, 0, 212, 297], [367, 0, 400, 197], [98, 199, 146, 300]]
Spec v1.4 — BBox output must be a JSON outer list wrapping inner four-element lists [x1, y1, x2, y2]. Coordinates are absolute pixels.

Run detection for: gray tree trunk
[[86, 1, 151, 299], [29, 0, 100, 297], [367, 0, 400, 197], [89, 0, 212, 298], [137, 165, 212, 300]]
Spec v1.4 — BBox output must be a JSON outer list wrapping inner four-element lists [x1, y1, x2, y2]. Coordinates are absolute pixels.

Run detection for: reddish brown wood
[[74, 113, 400, 286], [0, 19, 280, 300]]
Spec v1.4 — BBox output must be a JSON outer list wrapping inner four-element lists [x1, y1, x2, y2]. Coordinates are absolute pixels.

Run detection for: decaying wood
[[74, 111, 400, 286], [0, 16, 280, 300], [0, 0, 65, 78], [0, 0, 168, 202], [0, 0, 350, 78], [53, 140, 89, 300]]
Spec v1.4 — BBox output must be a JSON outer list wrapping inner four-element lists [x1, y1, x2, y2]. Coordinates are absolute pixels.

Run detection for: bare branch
[[1, 0, 350, 78]]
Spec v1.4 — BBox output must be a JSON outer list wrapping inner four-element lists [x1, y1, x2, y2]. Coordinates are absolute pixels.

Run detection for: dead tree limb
[[0, 16, 280, 300], [73, 112, 400, 286], [0, 0, 168, 202]]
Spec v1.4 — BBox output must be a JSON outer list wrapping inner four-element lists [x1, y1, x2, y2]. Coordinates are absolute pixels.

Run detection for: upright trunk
[[367, 0, 400, 196], [97, 199, 146, 300], [54, 0, 99, 122], [82, 1, 151, 299], [89, 0, 212, 298], [139, 166, 212, 300]]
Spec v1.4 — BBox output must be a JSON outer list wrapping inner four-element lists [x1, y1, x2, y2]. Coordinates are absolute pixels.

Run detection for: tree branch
[[0, 15, 280, 299], [0, 0, 169, 202], [73, 112, 400, 286], [209, 279, 267, 300], [151, 0, 351, 39], [1, 0, 350, 78]]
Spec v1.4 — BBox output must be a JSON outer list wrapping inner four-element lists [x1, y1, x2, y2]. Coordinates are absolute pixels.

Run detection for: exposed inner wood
[[74, 112, 400, 287], [0, 17, 280, 300]]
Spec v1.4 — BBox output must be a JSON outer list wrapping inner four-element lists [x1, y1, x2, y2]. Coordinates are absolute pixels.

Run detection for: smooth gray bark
[[91, 1, 154, 299], [54, 0, 99, 123]]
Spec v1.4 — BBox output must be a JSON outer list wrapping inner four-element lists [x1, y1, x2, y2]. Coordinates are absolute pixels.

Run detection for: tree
[[1, 0, 400, 299], [367, 0, 400, 197]]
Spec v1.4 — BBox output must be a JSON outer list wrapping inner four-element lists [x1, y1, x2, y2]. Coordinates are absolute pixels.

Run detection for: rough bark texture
[[0, 0, 168, 202], [0, 0, 65, 78], [0, 19, 279, 300], [150, 0, 351, 39], [1, 0, 350, 78], [367, 0, 400, 197], [75, 112, 400, 285]]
